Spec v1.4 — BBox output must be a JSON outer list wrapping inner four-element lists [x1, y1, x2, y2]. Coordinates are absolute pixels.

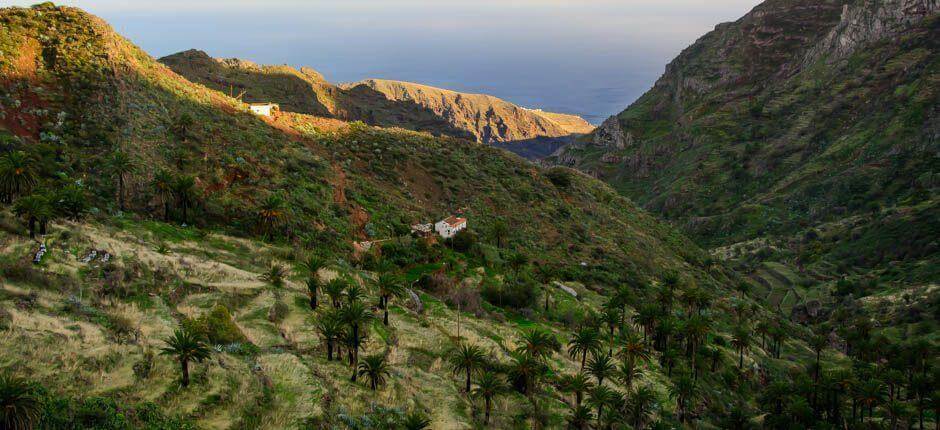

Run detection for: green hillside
[[0, 3, 935, 430], [551, 0, 939, 331]]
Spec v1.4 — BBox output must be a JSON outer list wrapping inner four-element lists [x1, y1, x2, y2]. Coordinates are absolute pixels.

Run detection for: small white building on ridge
[[248, 102, 279, 117], [435, 216, 467, 239]]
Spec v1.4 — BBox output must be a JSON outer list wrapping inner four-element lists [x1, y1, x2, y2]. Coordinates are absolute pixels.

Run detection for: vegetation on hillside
[[0, 2, 935, 430]]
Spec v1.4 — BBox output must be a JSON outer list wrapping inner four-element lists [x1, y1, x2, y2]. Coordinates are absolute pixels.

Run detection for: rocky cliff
[[348, 79, 594, 144]]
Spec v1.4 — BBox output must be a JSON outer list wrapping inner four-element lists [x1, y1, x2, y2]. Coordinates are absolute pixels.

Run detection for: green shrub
[[0, 306, 11, 330], [183, 304, 247, 345], [267, 300, 290, 324]]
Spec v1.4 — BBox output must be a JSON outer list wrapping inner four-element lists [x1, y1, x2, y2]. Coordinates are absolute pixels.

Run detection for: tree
[[855, 379, 884, 422], [324, 277, 347, 308], [731, 326, 751, 370], [152, 170, 174, 221], [472, 371, 506, 425], [566, 405, 593, 430], [171, 175, 196, 223], [568, 327, 602, 371], [0, 373, 41, 430], [376, 273, 405, 326], [259, 263, 288, 301], [13, 194, 50, 239], [314, 310, 344, 361], [357, 353, 391, 390], [617, 331, 651, 369], [516, 329, 560, 360], [256, 193, 287, 237], [0, 151, 37, 202], [809, 333, 827, 383], [617, 360, 642, 390], [508, 352, 548, 397], [559, 373, 594, 407], [669, 375, 697, 422], [628, 385, 657, 429], [587, 354, 615, 386], [587, 385, 618, 428], [507, 252, 529, 275], [341, 301, 373, 380], [449, 343, 487, 394], [490, 219, 509, 248], [160, 327, 211, 387], [108, 151, 137, 211], [296, 255, 325, 310]]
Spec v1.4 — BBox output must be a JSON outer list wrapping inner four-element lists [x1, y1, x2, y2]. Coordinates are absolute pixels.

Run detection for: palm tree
[[566, 405, 593, 430], [617, 360, 642, 390], [171, 175, 196, 223], [314, 310, 344, 361], [731, 327, 751, 370], [401, 410, 432, 430], [507, 252, 529, 274], [0, 151, 36, 202], [587, 385, 618, 427], [809, 333, 827, 383], [344, 283, 367, 305], [617, 332, 651, 368], [628, 385, 657, 429], [669, 375, 696, 422], [568, 327, 602, 371], [587, 354, 615, 386], [0, 373, 41, 430], [449, 343, 487, 393], [259, 263, 288, 300], [472, 371, 506, 425], [508, 352, 548, 397], [558, 373, 594, 407], [516, 329, 560, 360], [152, 170, 174, 221], [341, 301, 373, 379], [108, 151, 137, 211], [855, 379, 884, 421], [376, 273, 405, 326], [13, 194, 50, 239], [324, 278, 347, 308], [160, 327, 211, 387], [255, 193, 287, 237], [882, 399, 909, 430], [296, 255, 325, 310], [599, 305, 622, 355], [357, 353, 391, 390], [490, 219, 509, 248]]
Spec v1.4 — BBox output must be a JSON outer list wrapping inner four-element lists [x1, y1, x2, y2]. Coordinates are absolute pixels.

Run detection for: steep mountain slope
[[551, 0, 939, 300], [158, 49, 471, 140], [350, 79, 594, 152], [160, 51, 593, 159]]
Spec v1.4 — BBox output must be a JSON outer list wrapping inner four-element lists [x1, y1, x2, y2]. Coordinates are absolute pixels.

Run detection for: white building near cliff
[[435, 216, 467, 239]]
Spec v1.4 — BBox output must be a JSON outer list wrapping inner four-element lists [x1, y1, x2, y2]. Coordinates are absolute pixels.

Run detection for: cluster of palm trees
[[306, 263, 407, 390]]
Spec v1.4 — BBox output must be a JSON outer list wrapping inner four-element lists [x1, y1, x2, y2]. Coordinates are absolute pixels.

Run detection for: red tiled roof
[[442, 216, 466, 227]]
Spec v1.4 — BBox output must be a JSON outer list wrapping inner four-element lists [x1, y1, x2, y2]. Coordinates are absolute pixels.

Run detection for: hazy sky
[[9, 0, 761, 123]]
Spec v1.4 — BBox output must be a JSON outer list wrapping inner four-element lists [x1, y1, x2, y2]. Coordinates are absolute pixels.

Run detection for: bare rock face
[[803, 0, 940, 66], [592, 116, 633, 149]]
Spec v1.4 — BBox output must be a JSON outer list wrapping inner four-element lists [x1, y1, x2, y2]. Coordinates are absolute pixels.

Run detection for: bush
[[0, 306, 11, 330], [132, 350, 154, 380], [545, 168, 572, 188], [480, 276, 538, 310], [183, 304, 247, 345], [447, 229, 477, 253], [267, 300, 290, 324], [105, 312, 137, 344]]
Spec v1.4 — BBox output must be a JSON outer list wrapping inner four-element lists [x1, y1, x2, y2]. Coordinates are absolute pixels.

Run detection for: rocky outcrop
[[349, 79, 594, 144], [803, 0, 940, 66], [592, 116, 633, 149]]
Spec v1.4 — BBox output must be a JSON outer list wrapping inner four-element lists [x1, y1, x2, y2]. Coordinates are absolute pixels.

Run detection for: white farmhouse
[[248, 102, 279, 117], [435, 216, 467, 239]]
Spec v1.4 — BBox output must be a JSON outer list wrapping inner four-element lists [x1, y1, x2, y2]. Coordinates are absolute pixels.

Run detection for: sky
[[8, 0, 762, 123]]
